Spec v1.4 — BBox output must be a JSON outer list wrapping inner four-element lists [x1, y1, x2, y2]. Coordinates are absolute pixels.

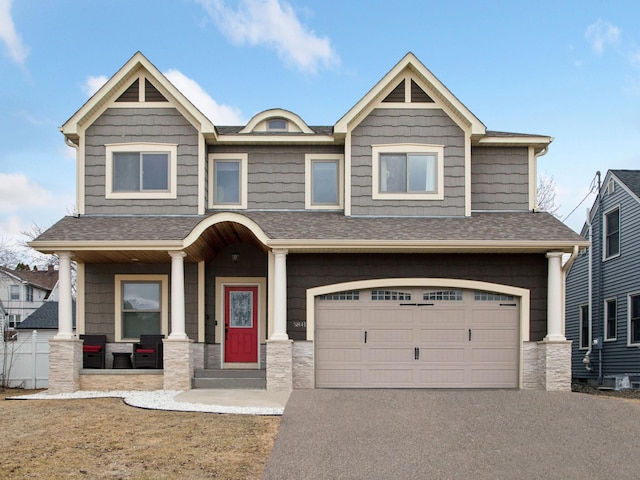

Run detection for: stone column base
[[293, 341, 314, 389], [538, 340, 572, 391], [163, 339, 193, 391], [522, 341, 542, 390], [266, 339, 293, 392], [48, 338, 82, 394]]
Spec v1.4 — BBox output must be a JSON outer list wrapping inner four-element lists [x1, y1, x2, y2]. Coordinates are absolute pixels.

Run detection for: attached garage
[[315, 287, 519, 388]]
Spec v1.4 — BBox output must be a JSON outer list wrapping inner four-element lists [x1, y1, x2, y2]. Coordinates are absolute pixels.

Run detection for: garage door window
[[318, 290, 360, 301], [371, 290, 412, 301], [474, 291, 514, 301], [423, 290, 463, 301]]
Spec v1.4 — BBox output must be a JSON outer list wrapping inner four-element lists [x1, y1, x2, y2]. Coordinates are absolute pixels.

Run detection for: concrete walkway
[[263, 389, 640, 479], [10, 388, 290, 415]]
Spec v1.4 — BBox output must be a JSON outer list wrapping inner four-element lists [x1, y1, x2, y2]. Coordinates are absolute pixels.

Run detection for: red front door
[[224, 285, 258, 363]]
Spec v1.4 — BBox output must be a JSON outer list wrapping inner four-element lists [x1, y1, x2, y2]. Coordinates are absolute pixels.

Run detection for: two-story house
[[566, 170, 640, 388], [0, 265, 59, 328], [30, 52, 588, 394]]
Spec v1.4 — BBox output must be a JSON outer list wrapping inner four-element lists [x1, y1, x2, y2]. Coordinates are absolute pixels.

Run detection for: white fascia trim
[[476, 136, 554, 147], [305, 277, 530, 341], [304, 153, 344, 210], [114, 274, 169, 342], [105, 143, 178, 200], [610, 171, 640, 205], [239, 108, 314, 134], [208, 153, 248, 209], [215, 135, 336, 144], [371, 144, 445, 201]]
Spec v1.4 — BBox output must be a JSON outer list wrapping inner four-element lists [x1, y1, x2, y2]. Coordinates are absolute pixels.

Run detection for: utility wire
[[562, 173, 599, 223]]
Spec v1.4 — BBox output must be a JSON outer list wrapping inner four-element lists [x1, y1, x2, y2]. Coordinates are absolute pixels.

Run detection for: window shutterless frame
[[604, 298, 617, 341], [579, 304, 590, 349], [105, 143, 177, 200], [114, 274, 168, 342], [371, 144, 444, 200], [209, 153, 248, 209], [305, 154, 344, 209], [628, 293, 640, 346], [603, 206, 620, 260]]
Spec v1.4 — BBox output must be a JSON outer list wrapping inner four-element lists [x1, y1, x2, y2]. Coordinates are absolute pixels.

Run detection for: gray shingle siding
[[471, 146, 529, 211], [85, 108, 199, 215], [567, 173, 640, 380], [208, 145, 343, 211], [350, 108, 466, 216]]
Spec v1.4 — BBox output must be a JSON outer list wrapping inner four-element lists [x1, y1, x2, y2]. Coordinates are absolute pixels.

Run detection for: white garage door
[[315, 288, 519, 388]]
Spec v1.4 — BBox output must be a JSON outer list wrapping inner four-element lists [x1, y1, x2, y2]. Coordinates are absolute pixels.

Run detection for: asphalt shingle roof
[[612, 170, 640, 198], [0, 265, 58, 292], [33, 211, 586, 244], [15, 301, 76, 330]]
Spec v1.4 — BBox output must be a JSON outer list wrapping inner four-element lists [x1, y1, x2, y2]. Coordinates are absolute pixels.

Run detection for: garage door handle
[[468, 329, 472, 341], [416, 303, 434, 306], [364, 331, 368, 343], [414, 347, 419, 360], [400, 303, 417, 306], [500, 303, 517, 307]]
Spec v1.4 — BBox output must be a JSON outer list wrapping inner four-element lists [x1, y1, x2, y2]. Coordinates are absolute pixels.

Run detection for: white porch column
[[271, 249, 289, 340], [168, 251, 188, 340], [55, 251, 74, 339], [544, 251, 566, 342]]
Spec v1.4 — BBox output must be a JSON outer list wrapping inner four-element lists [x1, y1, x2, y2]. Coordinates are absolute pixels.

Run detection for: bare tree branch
[[537, 171, 561, 218]]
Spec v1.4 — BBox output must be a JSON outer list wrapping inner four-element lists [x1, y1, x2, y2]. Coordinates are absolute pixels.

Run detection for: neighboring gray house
[[0, 265, 59, 328], [30, 52, 588, 395], [566, 170, 640, 386]]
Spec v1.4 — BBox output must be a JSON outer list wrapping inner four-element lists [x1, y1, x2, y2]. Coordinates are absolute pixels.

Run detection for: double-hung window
[[579, 305, 589, 349], [305, 154, 343, 209], [604, 207, 620, 259], [629, 293, 640, 345], [605, 298, 617, 340], [210, 154, 248, 209], [372, 144, 444, 200], [26, 286, 33, 302], [10, 285, 19, 301], [115, 275, 168, 341], [106, 143, 177, 199]]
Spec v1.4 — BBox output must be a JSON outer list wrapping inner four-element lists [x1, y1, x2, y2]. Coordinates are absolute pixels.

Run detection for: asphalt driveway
[[263, 389, 640, 479]]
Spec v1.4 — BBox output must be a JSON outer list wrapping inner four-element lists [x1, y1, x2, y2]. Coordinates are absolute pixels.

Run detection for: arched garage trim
[[306, 278, 530, 342]]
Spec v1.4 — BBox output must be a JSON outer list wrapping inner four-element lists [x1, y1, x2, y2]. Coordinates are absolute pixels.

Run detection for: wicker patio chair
[[132, 334, 164, 368]]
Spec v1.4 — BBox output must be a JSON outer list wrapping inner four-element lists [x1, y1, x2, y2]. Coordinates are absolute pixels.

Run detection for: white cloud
[[0, 173, 53, 213], [0, 0, 28, 65], [585, 19, 620, 55], [164, 69, 245, 124], [82, 75, 108, 97], [197, 0, 339, 74]]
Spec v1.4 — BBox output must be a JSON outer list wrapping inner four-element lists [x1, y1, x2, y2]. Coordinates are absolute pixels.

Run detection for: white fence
[[0, 330, 52, 389]]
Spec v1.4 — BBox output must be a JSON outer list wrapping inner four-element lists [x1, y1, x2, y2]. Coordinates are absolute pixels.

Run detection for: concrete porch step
[[192, 369, 266, 389]]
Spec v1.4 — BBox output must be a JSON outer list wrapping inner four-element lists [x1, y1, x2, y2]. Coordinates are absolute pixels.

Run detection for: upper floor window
[[605, 298, 617, 341], [267, 118, 287, 131], [371, 144, 444, 200], [105, 143, 177, 200], [305, 154, 344, 210], [10, 285, 19, 300], [629, 293, 640, 345], [604, 207, 620, 259], [209, 154, 248, 209], [26, 286, 33, 302], [579, 304, 589, 349]]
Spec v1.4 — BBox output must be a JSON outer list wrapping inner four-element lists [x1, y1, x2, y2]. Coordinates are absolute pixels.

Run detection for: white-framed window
[[115, 275, 168, 342], [105, 143, 177, 200], [26, 286, 33, 302], [628, 293, 640, 346], [8, 314, 21, 328], [318, 290, 360, 301], [605, 298, 617, 341], [579, 304, 590, 349], [603, 206, 620, 260], [10, 285, 19, 300], [305, 154, 344, 209], [209, 154, 248, 209], [267, 118, 288, 132], [371, 144, 444, 200]]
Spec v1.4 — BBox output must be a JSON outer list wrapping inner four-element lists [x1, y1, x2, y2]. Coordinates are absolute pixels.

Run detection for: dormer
[[238, 108, 315, 134]]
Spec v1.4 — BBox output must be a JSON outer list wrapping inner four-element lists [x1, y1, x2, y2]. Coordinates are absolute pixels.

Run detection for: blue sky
[[1, 0, 639, 254]]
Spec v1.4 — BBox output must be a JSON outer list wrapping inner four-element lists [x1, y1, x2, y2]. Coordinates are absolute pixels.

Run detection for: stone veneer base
[[538, 340, 572, 391], [266, 340, 293, 391], [48, 338, 82, 394], [163, 339, 193, 391], [80, 371, 164, 391]]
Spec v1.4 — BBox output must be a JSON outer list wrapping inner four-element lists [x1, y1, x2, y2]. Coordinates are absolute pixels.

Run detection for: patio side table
[[112, 352, 132, 369]]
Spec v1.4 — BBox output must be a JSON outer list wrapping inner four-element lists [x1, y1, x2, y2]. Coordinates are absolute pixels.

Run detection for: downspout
[[583, 212, 593, 371], [595, 171, 603, 385]]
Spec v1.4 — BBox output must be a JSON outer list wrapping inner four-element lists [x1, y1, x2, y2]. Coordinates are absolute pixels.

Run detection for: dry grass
[[0, 389, 280, 479]]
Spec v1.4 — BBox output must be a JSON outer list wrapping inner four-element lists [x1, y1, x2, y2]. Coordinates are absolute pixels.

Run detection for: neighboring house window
[[209, 154, 248, 209], [580, 305, 589, 349], [371, 144, 444, 200], [26, 286, 33, 302], [8, 314, 20, 328], [105, 143, 177, 200], [629, 293, 640, 345], [305, 154, 344, 209], [115, 275, 168, 341], [267, 118, 287, 131], [605, 298, 617, 340], [10, 285, 19, 300], [604, 207, 620, 259]]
